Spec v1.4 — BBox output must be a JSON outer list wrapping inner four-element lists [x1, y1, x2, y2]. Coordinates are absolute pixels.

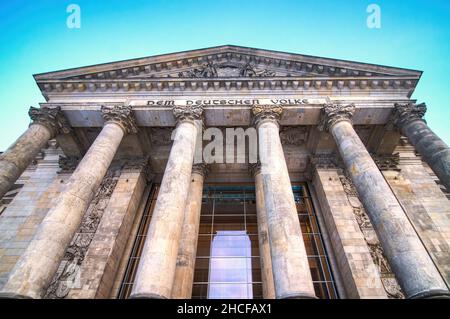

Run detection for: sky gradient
[[0, 0, 449, 150]]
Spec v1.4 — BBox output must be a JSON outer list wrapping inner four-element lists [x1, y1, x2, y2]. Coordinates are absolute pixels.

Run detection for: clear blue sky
[[0, 0, 449, 150]]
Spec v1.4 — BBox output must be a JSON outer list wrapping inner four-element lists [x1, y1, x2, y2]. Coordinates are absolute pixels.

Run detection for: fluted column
[[252, 105, 316, 299], [0, 105, 137, 299], [320, 103, 449, 299], [172, 163, 207, 299], [392, 102, 450, 189], [130, 106, 203, 299], [0, 106, 70, 199], [250, 163, 276, 299]]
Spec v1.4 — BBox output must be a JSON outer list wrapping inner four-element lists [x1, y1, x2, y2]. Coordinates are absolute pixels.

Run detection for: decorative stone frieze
[[172, 105, 204, 122], [149, 128, 174, 146], [101, 105, 138, 134], [58, 155, 80, 173], [28, 106, 71, 136], [309, 154, 338, 170], [338, 173, 404, 299], [178, 62, 276, 78], [318, 103, 355, 132], [371, 153, 401, 171], [45, 169, 120, 299], [251, 105, 283, 126], [279, 127, 308, 146]]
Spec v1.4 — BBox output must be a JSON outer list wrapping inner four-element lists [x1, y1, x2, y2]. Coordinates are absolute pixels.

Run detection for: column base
[[278, 292, 318, 299], [408, 289, 450, 299], [0, 292, 34, 299], [129, 292, 168, 299]]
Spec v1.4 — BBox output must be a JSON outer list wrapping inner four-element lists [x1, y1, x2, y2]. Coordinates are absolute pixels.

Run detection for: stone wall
[[44, 159, 147, 299], [67, 162, 146, 298], [0, 142, 64, 289], [312, 166, 390, 298], [381, 142, 450, 286]]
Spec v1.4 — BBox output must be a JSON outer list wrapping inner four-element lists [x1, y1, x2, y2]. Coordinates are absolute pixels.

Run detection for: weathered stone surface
[[337, 171, 404, 298], [0, 121, 126, 298], [44, 167, 121, 299], [324, 104, 449, 298], [254, 105, 316, 299], [252, 164, 276, 299], [0, 144, 64, 290], [66, 163, 146, 299], [392, 103, 450, 189], [0, 107, 70, 200], [382, 143, 450, 286], [130, 107, 202, 299], [312, 167, 387, 299], [172, 164, 206, 298]]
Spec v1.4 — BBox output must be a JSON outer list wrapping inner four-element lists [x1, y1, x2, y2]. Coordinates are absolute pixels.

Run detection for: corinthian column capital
[[172, 105, 204, 123], [251, 105, 283, 127], [101, 105, 138, 134], [28, 106, 71, 137], [392, 102, 427, 129], [318, 103, 355, 132]]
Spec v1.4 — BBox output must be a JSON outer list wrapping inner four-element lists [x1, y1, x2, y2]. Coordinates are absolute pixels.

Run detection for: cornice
[[36, 76, 418, 94]]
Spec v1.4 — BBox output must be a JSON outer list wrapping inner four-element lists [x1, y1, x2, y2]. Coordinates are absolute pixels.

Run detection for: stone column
[[130, 106, 203, 299], [252, 105, 316, 299], [311, 156, 387, 299], [0, 106, 70, 199], [0, 105, 137, 299], [392, 102, 450, 189], [172, 163, 207, 299], [250, 163, 276, 299], [319, 103, 449, 299]]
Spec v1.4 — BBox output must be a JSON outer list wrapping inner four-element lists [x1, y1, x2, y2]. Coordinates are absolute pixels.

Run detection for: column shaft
[[254, 170, 276, 299], [0, 124, 52, 199], [258, 119, 316, 299], [0, 122, 125, 298], [0, 106, 69, 200], [393, 102, 450, 189], [172, 168, 205, 299], [330, 120, 449, 298], [402, 120, 450, 189], [130, 120, 199, 299]]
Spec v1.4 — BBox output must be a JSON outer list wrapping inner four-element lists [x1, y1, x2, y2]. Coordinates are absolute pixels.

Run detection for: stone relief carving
[[309, 154, 338, 170], [391, 102, 427, 129], [371, 153, 401, 171], [338, 173, 404, 299], [28, 106, 71, 136], [148, 128, 173, 146], [178, 62, 276, 78], [318, 103, 355, 132], [45, 169, 120, 299], [101, 105, 138, 134], [58, 155, 80, 173], [279, 127, 308, 146]]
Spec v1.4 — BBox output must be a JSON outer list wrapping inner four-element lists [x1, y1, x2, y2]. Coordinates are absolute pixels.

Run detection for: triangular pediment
[[34, 45, 421, 81]]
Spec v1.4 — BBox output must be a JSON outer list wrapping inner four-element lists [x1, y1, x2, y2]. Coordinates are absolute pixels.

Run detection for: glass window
[[118, 183, 338, 299], [117, 185, 159, 299]]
